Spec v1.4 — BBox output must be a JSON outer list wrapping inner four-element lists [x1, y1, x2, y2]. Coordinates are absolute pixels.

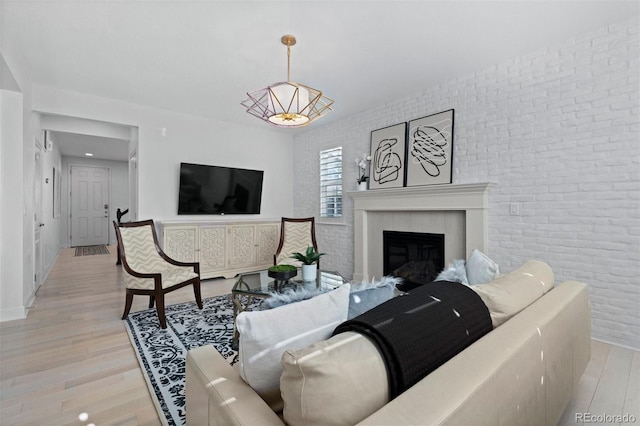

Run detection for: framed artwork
[[369, 122, 407, 190], [406, 109, 454, 186]]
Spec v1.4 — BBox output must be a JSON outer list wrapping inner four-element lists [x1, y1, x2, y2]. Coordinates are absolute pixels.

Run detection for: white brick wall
[[294, 18, 640, 350]]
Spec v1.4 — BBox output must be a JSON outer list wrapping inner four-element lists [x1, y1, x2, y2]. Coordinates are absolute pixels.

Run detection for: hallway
[[0, 246, 233, 425]]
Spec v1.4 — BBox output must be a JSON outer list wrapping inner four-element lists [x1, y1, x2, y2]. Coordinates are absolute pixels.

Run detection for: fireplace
[[383, 231, 444, 290], [350, 183, 492, 282]]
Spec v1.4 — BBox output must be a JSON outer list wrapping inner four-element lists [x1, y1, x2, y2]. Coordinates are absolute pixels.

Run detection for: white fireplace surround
[[350, 183, 493, 281]]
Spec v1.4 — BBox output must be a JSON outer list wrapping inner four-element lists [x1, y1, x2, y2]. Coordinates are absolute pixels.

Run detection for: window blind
[[320, 147, 342, 218]]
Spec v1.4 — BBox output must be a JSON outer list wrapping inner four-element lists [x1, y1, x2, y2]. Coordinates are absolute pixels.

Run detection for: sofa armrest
[[358, 280, 591, 426], [186, 345, 283, 426]]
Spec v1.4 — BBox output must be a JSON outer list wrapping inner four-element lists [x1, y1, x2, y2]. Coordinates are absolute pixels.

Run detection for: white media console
[[158, 219, 280, 279]]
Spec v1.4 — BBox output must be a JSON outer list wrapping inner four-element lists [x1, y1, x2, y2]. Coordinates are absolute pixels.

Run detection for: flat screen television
[[178, 162, 264, 215]]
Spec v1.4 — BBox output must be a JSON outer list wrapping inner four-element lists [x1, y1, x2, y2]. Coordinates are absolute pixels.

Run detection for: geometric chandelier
[[241, 35, 334, 127]]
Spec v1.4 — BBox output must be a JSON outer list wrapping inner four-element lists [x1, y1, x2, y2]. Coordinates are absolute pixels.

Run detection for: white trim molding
[[349, 182, 494, 281]]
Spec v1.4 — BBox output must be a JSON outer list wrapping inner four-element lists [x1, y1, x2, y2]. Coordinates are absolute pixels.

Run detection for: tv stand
[[158, 219, 280, 279]]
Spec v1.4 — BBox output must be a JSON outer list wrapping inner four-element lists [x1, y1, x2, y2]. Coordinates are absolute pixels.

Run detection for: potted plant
[[291, 246, 325, 282], [355, 153, 371, 190], [268, 264, 298, 282]]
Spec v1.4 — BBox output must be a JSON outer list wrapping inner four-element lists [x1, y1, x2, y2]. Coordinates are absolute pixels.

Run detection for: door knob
[[39, 223, 45, 227]]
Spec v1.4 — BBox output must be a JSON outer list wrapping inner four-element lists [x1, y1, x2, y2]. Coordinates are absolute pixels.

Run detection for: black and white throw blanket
[[333, 280, 492, 399]]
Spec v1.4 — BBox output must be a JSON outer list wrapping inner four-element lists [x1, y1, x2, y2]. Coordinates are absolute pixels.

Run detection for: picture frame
[[406, 109, 454, 186], [369, 122, 407, 190]]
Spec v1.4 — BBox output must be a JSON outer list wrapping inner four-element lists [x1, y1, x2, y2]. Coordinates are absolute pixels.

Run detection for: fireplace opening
[[383, 231, 444, 291]]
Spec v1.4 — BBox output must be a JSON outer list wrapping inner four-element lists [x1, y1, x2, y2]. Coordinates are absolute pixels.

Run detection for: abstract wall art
[[406, 109, 454, 186], [369, 122, 407, 190]]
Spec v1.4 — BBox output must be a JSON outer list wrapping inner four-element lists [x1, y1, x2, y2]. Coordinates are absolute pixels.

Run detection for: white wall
[[40, 136, 63, 275], [1, 51, 20, 92], [31, 86, 295, 223], [294, 18, 640, 350], [0, 88, 25, 321], [128, 127, 139, 221], [60, 156, 129, 247], [0, 51, 39, 321]]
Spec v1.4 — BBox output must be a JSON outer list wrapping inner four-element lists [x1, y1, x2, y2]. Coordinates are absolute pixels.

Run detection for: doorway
[[70, 165, 110, 247]]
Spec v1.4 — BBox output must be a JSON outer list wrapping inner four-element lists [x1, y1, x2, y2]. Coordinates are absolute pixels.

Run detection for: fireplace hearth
[[383, 231, 444, 290]]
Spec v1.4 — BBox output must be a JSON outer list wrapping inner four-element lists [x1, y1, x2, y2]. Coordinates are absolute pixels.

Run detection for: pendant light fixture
[[241, 35, 334, 127]]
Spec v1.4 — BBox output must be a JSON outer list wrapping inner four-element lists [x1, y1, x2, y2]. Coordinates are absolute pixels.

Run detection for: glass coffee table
[[231, 269, 347, 348]]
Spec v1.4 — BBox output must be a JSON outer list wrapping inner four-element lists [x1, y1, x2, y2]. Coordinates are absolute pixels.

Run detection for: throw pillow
[[435, 259, 469, 285], [261, 286, 329, 310], [466, 249, 500, 285], [471, 260, 554, 327], [281, 331, 389, 426], [236, 284, 351, 403], [348, 276, 401, 319]]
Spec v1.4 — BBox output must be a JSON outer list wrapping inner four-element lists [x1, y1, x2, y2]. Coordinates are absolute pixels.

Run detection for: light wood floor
[[1, 246, 638, 425], [1, 246, 235, 425]]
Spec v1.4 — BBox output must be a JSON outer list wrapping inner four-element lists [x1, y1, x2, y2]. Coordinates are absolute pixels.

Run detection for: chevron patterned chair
[[114, 219, 203, 328], [274, 217, 319, 267]]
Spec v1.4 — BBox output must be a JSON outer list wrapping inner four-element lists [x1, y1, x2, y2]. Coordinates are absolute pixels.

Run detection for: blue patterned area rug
[[124, 294, 259, 426]]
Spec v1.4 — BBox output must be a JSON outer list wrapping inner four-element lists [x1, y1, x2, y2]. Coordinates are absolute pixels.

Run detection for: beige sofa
[[186, 262, 591, 425]]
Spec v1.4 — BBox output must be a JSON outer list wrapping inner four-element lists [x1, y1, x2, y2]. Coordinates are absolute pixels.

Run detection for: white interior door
[[34, 144, 43, 290], [70, 165, 110, 247]]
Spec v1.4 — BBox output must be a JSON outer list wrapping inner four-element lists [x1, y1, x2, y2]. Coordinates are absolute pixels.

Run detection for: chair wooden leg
[[156, 293, 167, 329], [148, 295, 155, 308], [193, 280, 203, 309], [122, 292, 134, 320]]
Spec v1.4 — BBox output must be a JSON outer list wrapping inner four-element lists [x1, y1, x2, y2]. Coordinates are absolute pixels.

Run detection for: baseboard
[[591, 337, 640, 352], [0, 306, 27, 322], [25, 291, 36, 310], [0, 248, 61, 324], [41, 247, 62, 285]]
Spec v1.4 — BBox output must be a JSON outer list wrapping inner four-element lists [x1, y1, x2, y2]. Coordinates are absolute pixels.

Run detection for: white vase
[[301, 264, 317, 282], [357, 181, 367, 191]]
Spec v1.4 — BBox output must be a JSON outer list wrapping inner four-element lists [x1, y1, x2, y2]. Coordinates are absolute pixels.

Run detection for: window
[[320, 147, 342, 218]]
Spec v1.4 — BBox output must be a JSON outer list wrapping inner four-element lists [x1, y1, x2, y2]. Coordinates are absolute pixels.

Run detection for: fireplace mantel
[[349, 183, 493, 281]]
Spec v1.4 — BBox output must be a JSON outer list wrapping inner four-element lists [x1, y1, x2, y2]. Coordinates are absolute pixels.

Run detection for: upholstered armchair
[[273, 217, 319, 267], [114, 219, 203, 328]]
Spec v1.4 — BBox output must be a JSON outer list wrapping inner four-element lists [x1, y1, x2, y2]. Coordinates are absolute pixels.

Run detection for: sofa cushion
[[472, 260, 554, 327], [466, 249, 500, 285], [348, 276, 400, 319], [281, 331, 389, 426], [236, 284, 350, 404]]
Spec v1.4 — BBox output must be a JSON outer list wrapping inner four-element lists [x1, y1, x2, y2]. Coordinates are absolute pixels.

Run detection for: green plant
[[268, 264, 297, 272], [290, 246, 325, 265]]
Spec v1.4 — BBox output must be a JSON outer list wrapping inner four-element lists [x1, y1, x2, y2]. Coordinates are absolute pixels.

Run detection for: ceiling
[[48, 131, 130, 162], [2, 1, 638, 145]]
